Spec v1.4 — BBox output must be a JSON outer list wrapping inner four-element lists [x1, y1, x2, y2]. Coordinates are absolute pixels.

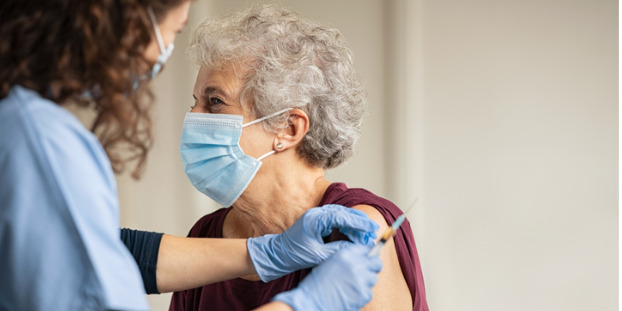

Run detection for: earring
[[276, 142, 283, 150]]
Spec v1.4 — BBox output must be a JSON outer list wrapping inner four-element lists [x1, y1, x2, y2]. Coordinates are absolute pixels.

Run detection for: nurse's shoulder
[[0, 85, 95, 143], [0, 85, 111, 176]]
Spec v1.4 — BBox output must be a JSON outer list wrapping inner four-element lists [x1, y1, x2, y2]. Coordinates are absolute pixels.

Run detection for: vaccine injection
[[368, 214, 406, 256]]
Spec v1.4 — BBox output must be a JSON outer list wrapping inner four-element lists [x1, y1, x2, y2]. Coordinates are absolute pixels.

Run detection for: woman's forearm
[[155, 234, 256, 293]]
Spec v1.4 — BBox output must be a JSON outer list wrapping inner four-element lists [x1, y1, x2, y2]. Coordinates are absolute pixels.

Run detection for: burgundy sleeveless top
[[169, 183, 429, 311]]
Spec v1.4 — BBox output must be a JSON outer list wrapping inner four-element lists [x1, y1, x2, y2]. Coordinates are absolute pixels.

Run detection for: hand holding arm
[[247, 204, 379, 282]]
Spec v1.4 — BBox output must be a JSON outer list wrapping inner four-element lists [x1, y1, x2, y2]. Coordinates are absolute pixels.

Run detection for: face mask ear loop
[[147, 8, 167, 54], [256, 150, 276, 161], [242, 108, 294, 128], [242, 108, 292, 162]]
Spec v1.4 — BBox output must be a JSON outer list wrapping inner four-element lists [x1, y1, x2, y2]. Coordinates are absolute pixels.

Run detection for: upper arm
[[351, 205, 412, 311]]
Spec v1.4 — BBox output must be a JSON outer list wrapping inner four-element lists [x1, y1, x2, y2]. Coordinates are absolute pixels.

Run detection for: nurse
[[0, 1, 381, 310]]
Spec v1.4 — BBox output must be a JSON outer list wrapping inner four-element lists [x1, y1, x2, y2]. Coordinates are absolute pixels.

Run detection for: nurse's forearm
[[155, 234, 256, 293]]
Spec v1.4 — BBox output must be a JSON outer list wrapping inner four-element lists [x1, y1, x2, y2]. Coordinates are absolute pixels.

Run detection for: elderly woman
[[171, 3, 428, 311]]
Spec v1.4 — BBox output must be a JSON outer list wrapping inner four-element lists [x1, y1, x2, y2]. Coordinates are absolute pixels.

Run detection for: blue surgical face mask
[[147, 7, 174, 79], [180, 108, 292, 207], [131, 8, 174, 91]]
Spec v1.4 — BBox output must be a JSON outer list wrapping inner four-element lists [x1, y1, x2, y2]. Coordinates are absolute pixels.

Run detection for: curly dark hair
[[0, 0, 188, 178]]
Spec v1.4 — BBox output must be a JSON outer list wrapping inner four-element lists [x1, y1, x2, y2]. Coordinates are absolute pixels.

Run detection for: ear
[[273, 109, 309, 153]]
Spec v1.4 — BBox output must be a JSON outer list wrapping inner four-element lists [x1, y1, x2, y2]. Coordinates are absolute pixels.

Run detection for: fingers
[[313, 204, 379, 240], [344, 244, 383, 273], [320, 240, 352, 255], [339, 227, 376, 246], [335, 244, 383, 292], [367, 254, 383, 273], [307, 244, 383, 310]]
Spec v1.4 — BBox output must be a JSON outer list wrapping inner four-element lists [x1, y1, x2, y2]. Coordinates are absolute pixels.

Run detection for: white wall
[[416, 1, 617, 310], [117, 1, 618, 310]]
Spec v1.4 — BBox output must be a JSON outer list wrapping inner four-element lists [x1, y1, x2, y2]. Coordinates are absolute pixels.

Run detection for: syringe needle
[[367, 215, 406, 257]]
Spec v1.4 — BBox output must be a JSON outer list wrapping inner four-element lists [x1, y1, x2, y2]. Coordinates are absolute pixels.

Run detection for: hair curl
[[0, 0, 187, 178], [189, 3, 366, 169]]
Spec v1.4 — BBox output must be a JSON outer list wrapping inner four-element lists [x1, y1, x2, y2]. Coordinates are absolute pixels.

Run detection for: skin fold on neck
[[222, 161, 331, 239]]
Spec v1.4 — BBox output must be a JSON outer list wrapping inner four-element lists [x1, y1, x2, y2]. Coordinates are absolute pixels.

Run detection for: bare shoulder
[[351, 204, 412, 310], [351, 204, 389, 228]]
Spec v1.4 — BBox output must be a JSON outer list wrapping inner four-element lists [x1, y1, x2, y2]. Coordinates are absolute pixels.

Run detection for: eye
[[208, 97, 226, 113]]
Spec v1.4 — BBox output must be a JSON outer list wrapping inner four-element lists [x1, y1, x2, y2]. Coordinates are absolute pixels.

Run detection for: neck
[[223, 159, 331, 238]]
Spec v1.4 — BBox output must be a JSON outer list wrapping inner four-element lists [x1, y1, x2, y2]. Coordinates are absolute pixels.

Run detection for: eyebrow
[[192, 86, 224, 100], [202, 86, 231, 100]]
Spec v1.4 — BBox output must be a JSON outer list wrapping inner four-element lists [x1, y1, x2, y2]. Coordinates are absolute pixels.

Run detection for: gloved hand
[[247, 204, 379, 282], [273, 244, 383, 311]]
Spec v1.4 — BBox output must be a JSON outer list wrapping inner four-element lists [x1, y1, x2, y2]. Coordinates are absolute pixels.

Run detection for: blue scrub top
[[0, 86, 149, 310]]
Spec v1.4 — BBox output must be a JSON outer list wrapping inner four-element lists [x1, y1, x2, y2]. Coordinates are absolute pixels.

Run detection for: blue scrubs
[[0, 86, 149, 310]]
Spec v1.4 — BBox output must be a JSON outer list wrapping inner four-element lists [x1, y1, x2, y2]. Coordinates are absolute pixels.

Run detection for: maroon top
[[169, 183, 429, 311]]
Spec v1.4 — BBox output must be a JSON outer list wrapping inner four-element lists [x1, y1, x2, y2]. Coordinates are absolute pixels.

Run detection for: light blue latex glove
[[247, 204, 379, 282], [273, 244, 383, 311]]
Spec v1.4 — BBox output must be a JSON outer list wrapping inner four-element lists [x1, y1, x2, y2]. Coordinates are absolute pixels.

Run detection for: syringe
[[367, 214, 406, 257]]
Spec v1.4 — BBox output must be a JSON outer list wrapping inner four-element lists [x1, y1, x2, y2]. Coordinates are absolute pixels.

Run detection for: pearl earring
[[276, 142, 283, 149]]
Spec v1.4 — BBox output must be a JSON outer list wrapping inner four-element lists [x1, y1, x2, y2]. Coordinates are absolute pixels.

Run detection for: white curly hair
[[188, 3, 366, 169]]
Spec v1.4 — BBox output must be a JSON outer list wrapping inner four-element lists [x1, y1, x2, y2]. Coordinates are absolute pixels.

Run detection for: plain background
[[115, 0, 618, 310]]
